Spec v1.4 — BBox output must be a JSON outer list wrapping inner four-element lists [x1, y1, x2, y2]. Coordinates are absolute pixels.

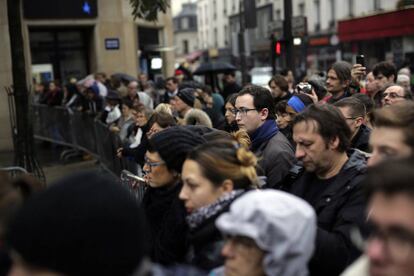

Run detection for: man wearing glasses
[[234, 85, 295, 188], [381, 84, 413, 106], [341, 157, 414, 276], [335, 97, 371, 153]]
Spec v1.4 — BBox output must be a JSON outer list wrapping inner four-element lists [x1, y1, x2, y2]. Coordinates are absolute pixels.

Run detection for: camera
[[296, 83, 313, 94]]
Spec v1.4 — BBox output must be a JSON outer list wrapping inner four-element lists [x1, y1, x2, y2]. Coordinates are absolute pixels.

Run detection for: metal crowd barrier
[[32, 104, 137, 178], [120, 170, 147, 203], [0, 166, 28, 179]]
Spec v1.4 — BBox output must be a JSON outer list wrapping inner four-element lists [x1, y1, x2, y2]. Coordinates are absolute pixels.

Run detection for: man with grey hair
[[397, 74, 411, 91], [124, 81, 154, 109], [381, 84, 412, 107]]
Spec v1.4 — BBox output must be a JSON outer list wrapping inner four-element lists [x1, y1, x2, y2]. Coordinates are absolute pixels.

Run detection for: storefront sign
[[105, 38, 120, 50], [24, 0, 98, 19], [268, 20, 284, 39], [292, 16, 307, 37], [309, 36, 330, 46]]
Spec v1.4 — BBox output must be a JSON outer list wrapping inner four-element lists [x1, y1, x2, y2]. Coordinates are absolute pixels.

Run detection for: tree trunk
[[7, 0, 35, 171]]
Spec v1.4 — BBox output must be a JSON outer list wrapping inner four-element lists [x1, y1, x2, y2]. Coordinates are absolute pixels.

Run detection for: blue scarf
[[250, 120, 279, 151]]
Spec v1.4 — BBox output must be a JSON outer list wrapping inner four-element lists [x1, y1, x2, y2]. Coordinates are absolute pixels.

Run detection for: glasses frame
[[231, 108, 257, 116], [382, 92, 405, 100], [144, 156, 165, 173], [351, 225, 414, 263]]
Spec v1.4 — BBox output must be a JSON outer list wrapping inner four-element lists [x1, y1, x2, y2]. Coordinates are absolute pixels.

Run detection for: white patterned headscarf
[[216, 190, 317, 276]]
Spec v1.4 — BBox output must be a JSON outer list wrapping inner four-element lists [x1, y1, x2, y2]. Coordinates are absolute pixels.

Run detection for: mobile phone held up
[[356, 55, 365, 67]]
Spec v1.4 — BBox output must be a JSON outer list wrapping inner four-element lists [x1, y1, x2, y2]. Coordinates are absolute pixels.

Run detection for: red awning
[[185, 50, 203, 62], [338, 8, 414, 42]]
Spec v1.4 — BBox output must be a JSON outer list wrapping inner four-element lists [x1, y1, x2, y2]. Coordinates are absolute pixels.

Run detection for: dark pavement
[[0, 141, 105, 184]]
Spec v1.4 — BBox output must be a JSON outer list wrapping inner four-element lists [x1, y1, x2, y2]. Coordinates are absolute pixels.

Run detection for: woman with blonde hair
[[154, 103, 173, 115], [179, 134, 258, 271]]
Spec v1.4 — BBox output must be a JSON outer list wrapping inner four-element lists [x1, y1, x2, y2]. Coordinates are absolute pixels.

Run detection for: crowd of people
[[1, 59, 414, 276]]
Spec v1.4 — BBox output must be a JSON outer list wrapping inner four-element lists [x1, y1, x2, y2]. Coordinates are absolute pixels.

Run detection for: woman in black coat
[[141, 127, 206, 265]]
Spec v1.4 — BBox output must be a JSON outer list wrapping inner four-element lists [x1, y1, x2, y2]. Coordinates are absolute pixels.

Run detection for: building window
[[298, 2, 305, 16], [213, 0, 217, 19], [374, 0, 381, 10], [206, 30, 209, 47], [183, 40, 189, 54], [214, 28, 218, 48], [232, 0, 236, 12], [224, 0, 227, 14], [173, 18, 179, 30], [314, 0, 320, 31], [224, 25, 228, 45], [205, 5, 208, 24], [348, 0, 354, 17], [329, 0, 335, 27], [256, 6, 272, 39], [181, 17, 189, 30], [276, 9, 281, 20]]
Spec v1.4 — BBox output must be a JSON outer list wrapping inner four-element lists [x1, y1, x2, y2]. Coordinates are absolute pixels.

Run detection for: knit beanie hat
[[7, 171, 148, 276], [177, 88, 196, 107], [149, 126, 206, 173]]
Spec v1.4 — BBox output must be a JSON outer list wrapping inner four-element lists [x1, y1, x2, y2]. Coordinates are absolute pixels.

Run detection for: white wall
[[301, 0, 399, 34], [197, 0, 230, 49], [195, 0, 400, 50]]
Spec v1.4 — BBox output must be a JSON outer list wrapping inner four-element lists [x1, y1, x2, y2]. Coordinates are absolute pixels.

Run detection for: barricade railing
[[32, 104, 136, 178], [120, 170, 147, 203], [0, 166, 28, 179]]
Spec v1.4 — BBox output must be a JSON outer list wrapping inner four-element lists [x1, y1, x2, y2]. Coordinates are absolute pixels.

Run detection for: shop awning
[[185, 50, 203, 62], [338, 8, 414, 42]]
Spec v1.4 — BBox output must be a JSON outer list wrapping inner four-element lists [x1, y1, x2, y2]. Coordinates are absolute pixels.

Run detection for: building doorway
[[29, 28, 92, 84]]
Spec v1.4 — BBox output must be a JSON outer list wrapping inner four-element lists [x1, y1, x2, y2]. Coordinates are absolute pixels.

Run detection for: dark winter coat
[[273, 91, 292, 106], [279, 124, 294, 147], [44, 88, 63, 106], [141, 182, 188, 265], [186, 195, 244, 271], [253, 130, 295, 188], [221, 82, 241, 102], [287, 150, 368, 276], [351, 124, 371, 153], [122, 124, 150, 166]]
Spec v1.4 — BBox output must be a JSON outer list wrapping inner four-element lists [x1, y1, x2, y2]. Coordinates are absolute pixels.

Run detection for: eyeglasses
[[351, 224, 414, 263], [344, 116, 363, 121], [382, 92, 405, 99], [231, 108, 257, 116], [144, 156, 165, 172]]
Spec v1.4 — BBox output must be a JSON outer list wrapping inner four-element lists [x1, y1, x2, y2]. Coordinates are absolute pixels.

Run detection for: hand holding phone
[[356, 55, 365, 67], [352, 55, 366, 81]]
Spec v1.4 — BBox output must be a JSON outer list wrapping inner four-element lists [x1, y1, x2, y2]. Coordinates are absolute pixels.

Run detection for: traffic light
[[275, 41, 281, 56]]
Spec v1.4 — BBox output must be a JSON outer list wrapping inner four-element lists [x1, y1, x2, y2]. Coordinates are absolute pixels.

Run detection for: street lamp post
[[284, 0, 294, 73], [239, 0, 248, 85]]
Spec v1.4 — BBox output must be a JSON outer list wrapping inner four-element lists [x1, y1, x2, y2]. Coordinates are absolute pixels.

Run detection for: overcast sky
[[171, 0, 196, 16]]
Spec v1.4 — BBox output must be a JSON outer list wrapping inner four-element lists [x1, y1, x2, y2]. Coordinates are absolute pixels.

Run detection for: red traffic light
[[275, 41, 281, 55]]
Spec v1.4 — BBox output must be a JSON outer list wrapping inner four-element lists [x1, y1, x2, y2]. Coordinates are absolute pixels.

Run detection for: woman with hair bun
[[179, 136, 258, 271]]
